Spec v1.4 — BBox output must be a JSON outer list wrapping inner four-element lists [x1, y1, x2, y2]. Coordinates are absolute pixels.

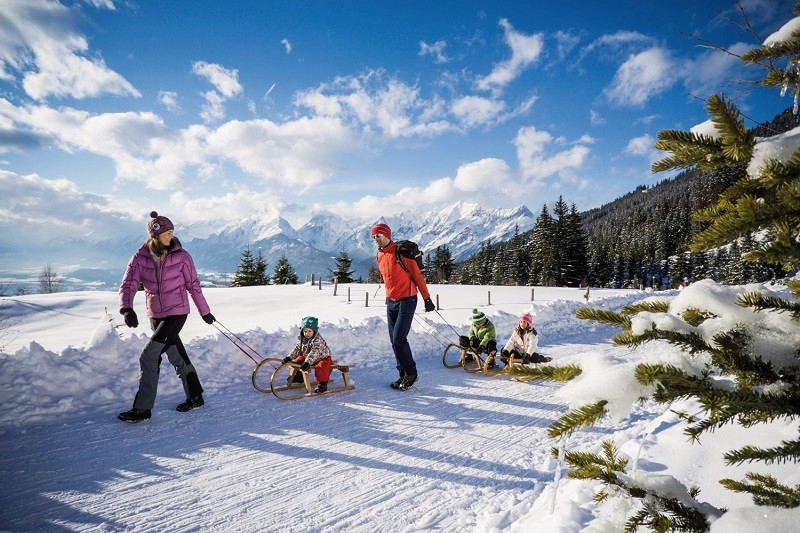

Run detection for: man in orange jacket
[[372, 222, 436, 391]]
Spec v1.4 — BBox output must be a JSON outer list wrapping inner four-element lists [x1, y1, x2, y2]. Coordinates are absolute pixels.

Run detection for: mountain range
[[7, 201, 534, 291]]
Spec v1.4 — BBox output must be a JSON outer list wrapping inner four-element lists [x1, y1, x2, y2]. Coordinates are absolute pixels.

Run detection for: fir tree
[[330, 248, 356, 283], [511, 7, 800, 527], [272, 253, 298, 284], [433, 245, 456, 283], [254, 250, 269, 285], [230, 246, 263, 287]]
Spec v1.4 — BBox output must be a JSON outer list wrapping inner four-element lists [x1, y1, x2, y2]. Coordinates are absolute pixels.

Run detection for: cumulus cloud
[[450, 96, 506, 127], [0, 169, 141, 245], [0, 0, 139, 100], [169, 189, 287, 225], [626, 134, 654, 156], [321, 158, 514, 219], [294, 70, 454, 139], [0, 98, 357, 191], [514, 126, 591, 182], [206, 116, 357, 190], [604, 47, 678, 107], [475, 19, 544, 95], [419, 40, 450, 63], [191, 61, 243, 123], [580, 30, 654, 60], [281, 38, 292, 54], [157, 90, 181, 113]]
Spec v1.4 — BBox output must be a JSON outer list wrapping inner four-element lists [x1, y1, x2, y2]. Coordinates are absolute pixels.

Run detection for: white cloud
[[191, 62, 243, 98], [191, 61, 243, 123], [590, 110, 605, 125], [514, 126, 591, 181], [281, 38, 292, 54], [419, 40, 450, 63], [604, 47, 678, 107], [169, 189, 286, 225], [683, 42, 752, 98], [294, 70, 454, 139], [626, 134, 654, 156], [553, 30, 580, 61], [475, 19, 544, 95], [450, 96, 506, 127], [0, 0, 139, 100], [321, 158, 514, 219], [0, 169, 140, 245], [157, 90, 180, 113], [206, 116, 357, 190]]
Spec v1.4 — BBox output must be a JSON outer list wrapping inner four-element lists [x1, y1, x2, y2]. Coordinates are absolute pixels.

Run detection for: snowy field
[[0, 283, 797, 532]]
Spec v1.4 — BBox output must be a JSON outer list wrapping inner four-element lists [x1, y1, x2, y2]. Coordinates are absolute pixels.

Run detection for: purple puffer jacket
[[119, 239, 211, 319]]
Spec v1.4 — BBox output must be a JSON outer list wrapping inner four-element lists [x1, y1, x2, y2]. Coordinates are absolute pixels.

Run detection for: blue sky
[[0, 0, 795, 249]]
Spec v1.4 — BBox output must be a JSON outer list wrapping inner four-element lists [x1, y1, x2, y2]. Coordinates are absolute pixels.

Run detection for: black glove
[[282, 356, 292, 364], [202, 313, 215, 324], [120, 308, 138, 328], [501, 349, 510, 357], [459, 335, 470, 347], [299, 361, 310, 371], [424, 298, 435, 312], [470, 337, 480, 349]]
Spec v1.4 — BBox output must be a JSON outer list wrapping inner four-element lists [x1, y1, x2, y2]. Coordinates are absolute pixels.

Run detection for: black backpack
[[392, 240, 425, 275]]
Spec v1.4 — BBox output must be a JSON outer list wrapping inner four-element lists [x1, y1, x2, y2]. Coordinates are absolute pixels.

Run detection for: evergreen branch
[[611, 328, 662, 347], [719, 473, 800, 507], [548, 400, 608, 439], [681, 307, 717, 327], [507, 363, 582, 382], [621, 300, 670, 315], [635, 364, 711, 403], [576, 307, 632, 329], [737, 291, 800, 320], [724, 438, 800, 466]]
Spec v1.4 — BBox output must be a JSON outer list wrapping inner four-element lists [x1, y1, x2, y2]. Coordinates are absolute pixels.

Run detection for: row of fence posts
[[305, 276, 592, 307]]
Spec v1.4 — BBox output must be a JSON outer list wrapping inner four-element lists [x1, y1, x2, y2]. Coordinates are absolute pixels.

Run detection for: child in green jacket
[[459, 309, 497, 355]]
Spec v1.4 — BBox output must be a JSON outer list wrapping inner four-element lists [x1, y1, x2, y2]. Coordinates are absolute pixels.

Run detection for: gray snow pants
[[132, 314, 204, 410]]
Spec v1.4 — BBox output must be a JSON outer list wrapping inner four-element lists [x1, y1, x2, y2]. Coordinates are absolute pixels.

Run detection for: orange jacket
[[377, 241, 431, 301]]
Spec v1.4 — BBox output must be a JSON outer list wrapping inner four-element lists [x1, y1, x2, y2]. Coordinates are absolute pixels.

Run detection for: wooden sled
[[252, 358, 355, 400], [442, 343, 551, 377]]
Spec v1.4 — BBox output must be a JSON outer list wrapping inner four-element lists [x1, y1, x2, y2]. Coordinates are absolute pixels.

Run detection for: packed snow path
[[1, 354, 591, 531]]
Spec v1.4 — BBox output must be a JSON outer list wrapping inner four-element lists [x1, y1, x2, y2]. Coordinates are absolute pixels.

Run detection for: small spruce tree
[[272, 253, 298, 284]]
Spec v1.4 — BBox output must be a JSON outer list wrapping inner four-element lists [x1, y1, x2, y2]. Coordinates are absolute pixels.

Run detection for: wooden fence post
[[333, 280, 338, 296], [531, 288, 535, 301], [487, 290, 491, 306], [347, 287, 351, 302], [365, 292, 369, 307], [311, 273, 315, 285], [435, 294, 440, 310], [318, 278, 322, 290]]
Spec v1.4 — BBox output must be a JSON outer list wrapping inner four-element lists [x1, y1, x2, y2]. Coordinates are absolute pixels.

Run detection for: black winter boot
[[118, 408, 151, 423], [396, 373, 418, 391], [176, 395, 204, 412]]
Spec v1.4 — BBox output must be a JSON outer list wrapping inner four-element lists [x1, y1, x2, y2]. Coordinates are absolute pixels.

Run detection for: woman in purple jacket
[[117, 211, 216, 423]]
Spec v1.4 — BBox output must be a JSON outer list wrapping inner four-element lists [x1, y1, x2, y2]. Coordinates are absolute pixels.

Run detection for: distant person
[[282, 316, 332, 394], [459, 309, 497, 362], [372, 222, 435, 391], [501, 312, 551, 364], [117, 211, 216, 423]]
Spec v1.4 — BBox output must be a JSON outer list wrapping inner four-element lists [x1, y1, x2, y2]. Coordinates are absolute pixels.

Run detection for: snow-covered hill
[[0, 283, 796, 531]]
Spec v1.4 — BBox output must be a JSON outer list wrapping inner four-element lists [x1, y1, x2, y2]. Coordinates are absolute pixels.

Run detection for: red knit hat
[[370, 222, 391, 240]]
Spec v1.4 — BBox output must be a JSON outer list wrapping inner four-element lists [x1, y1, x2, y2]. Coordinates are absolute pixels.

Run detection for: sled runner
[[442, 343, 551, 377], [252, 359, 355, 400]]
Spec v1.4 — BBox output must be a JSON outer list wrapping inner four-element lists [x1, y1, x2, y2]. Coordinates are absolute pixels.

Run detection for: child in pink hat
[[501, 312, 551, 364]]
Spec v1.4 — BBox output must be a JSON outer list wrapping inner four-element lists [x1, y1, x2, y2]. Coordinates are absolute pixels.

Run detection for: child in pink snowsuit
[[282, 316, 333, 393], [501, 312, 550, 364]]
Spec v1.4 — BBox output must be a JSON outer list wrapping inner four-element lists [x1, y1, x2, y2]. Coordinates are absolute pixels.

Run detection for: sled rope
[[413, 313, 457, 349], [213, 320, 270, 366]]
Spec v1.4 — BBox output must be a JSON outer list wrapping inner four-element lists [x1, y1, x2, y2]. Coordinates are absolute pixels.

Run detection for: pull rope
[[212, 321, 266, 366], [412, 311, 462, 349]]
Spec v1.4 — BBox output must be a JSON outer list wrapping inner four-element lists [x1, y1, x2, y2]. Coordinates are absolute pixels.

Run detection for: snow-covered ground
[[0, 283, 797, 531]]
